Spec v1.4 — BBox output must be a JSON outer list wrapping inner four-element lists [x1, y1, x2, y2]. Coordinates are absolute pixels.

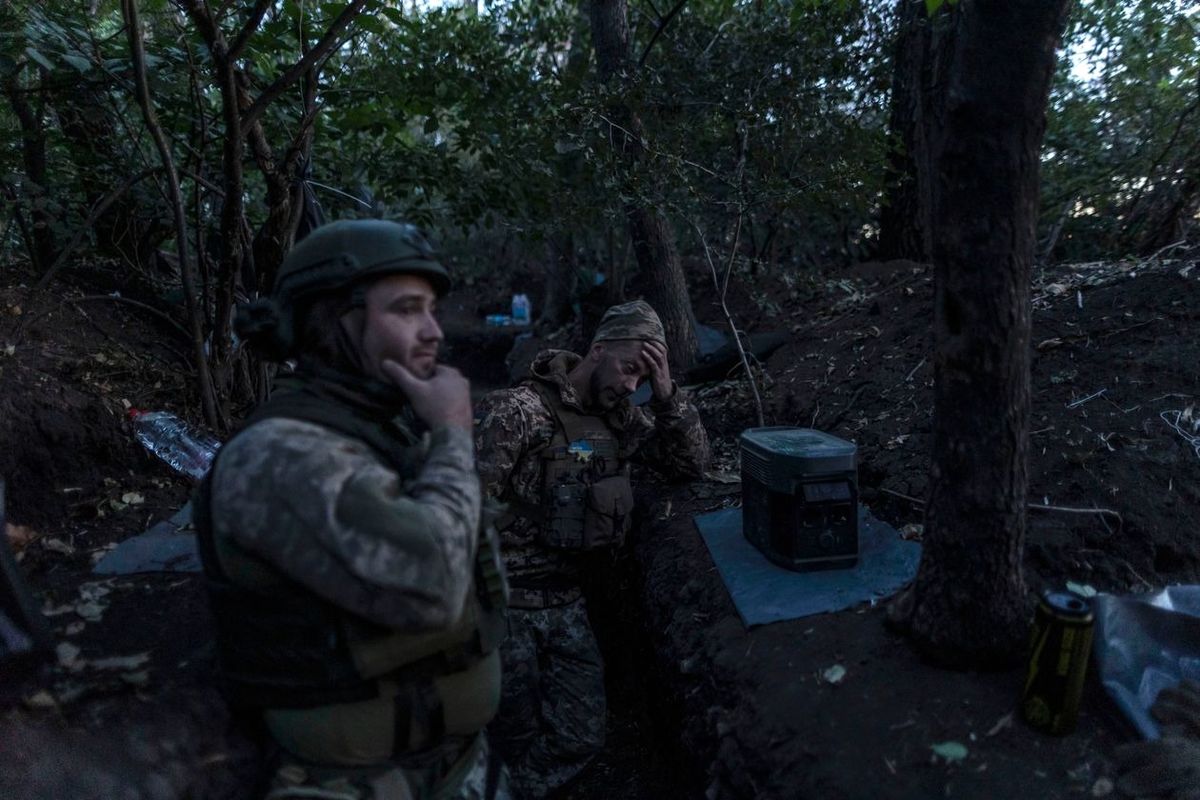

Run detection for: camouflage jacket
[[209, 418, 482, 631], [474, 349, 709, 588]]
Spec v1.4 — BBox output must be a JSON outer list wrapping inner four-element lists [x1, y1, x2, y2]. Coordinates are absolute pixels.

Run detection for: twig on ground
[[1160, 409, 1200, 461], [1137, 238, 1188, 270], [881, 487, 923, 506], [1027, 503, 1124, 532], [881, 488, 1124, 532], [1067, 388, 1107, 409], [905, 356, 926, 384], [819, 382, 869, 431], [1099, 317, 1163, 339]]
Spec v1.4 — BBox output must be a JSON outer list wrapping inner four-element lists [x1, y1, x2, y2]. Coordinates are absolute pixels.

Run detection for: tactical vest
[[509, 382, 634, 551], [193, 387, 507, 760]]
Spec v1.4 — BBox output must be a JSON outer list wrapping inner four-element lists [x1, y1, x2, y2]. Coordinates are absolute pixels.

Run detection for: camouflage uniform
[[476, 303, 709, 797], [197, 220, 512, 800]]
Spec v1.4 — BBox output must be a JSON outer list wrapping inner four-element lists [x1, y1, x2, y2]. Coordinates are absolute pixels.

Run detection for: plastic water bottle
[[129, 410, 221, 480], [511, 294, 531, 326]]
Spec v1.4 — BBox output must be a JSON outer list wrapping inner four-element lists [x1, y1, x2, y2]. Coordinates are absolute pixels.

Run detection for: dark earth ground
[[0, 249, 1197, 798]]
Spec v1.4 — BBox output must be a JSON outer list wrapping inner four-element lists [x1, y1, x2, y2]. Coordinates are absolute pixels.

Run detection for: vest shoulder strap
[[243, 389, 421, 477], [527, 380, 612, 448]]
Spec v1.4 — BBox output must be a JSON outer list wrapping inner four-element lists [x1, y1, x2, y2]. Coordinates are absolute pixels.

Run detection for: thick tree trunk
[[627, 203, 697, 362], [588, 0, 699, 368], [889, 0, 1071, 668], [877, 0, 931, 261], [876, 0, 958, 263]]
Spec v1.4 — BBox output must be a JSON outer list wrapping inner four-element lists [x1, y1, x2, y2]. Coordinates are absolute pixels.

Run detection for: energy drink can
[[1020, 590, 1094, 735]]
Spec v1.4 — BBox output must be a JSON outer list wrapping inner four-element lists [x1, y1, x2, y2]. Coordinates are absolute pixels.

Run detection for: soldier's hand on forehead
[[640, 340, 673, 402], [381, 360, 474, 431]]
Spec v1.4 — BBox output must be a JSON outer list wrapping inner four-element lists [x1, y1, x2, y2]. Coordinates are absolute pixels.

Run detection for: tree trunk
[[888, 0, 1071, 668], [876, 0, 951, 263], [588, 0, 699, 368], [540, 232, 578, 329], [2, 75, 56, 273]]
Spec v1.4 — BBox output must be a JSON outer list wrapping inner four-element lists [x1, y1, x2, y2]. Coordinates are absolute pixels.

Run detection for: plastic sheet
[[693, 505, 920, 628], [1093, 585, 1200, 739], [93, 503, 200, 575]]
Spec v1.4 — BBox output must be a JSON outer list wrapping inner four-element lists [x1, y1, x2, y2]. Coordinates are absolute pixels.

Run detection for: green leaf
[[24, 46, 54, 71], [61, 53, 91, 73], [930, 741, 968, 764]]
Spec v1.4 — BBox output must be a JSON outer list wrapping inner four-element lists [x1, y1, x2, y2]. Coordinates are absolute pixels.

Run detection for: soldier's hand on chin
[[382, 359, 474, 431]]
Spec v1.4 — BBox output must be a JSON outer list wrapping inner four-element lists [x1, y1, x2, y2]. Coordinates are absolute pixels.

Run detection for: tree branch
[[124, 0, 219, 427], [239, 0, 368, 130], [638, 0, 688, 68], [228, 0, 273, 61], [26, 168, 162, 297]]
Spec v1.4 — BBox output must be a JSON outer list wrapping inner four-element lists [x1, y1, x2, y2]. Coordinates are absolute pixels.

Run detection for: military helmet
[[236, 219, 450, 360]]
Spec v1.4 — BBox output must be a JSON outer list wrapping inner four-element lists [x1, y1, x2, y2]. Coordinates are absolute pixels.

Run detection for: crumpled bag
[[1094, 586, 1200, 739], [1116, 680, 1200, 799]]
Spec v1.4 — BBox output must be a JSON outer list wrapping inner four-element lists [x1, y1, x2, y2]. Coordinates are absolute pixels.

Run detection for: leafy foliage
[[1, 0, 1196, 329]]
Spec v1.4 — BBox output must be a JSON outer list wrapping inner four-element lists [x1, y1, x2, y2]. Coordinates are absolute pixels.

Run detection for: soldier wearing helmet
[[474, 300, 710, 797], [194, 219, 512, 800]]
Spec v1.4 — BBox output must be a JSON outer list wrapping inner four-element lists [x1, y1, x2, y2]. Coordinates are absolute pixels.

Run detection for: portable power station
[[739, 427, 858, 571]]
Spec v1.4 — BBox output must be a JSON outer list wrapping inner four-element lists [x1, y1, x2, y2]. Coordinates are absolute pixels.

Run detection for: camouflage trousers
[[264, 732, 512, 800], [490, 598, 606, 799]]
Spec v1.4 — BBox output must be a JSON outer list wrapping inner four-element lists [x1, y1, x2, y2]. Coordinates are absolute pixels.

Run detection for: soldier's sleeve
[[210, 418, 481, 631], [621, 382, 711, 480], [473, 388, 533, 498]]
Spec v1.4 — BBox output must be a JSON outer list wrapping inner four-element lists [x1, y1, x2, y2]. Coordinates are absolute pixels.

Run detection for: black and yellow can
[[1021, 591, 1095, 735]]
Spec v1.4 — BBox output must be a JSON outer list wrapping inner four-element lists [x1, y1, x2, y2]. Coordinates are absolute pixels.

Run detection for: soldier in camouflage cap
[[195, 219, 512, 800], [591, 299, 668, 345], [474, 299, 710, 797]]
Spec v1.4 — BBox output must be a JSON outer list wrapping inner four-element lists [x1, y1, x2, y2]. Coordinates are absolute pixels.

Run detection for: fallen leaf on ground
[[55, 642, 83, 672], [1091, 777, 1114, 797], [821, 664, 847, 685], [23, 691, 58, 711], [986, 711, 1014, 737], [120, 670, 150, 686], [1066, 581, 1098, 598], [930, 741, 968, 764], [41, 537, 76, 556], [120, 492, 145, 505], [89, 543, 118, 564], [78, 582, 111, 602], [90, 652, 150, 671], [74, 601, 106, 622]]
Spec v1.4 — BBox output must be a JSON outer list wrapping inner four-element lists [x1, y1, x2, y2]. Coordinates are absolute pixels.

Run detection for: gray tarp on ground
[[694, 505, 920, 628], [93, 503, 200, 575], [1093, 585, 1200, 740]]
